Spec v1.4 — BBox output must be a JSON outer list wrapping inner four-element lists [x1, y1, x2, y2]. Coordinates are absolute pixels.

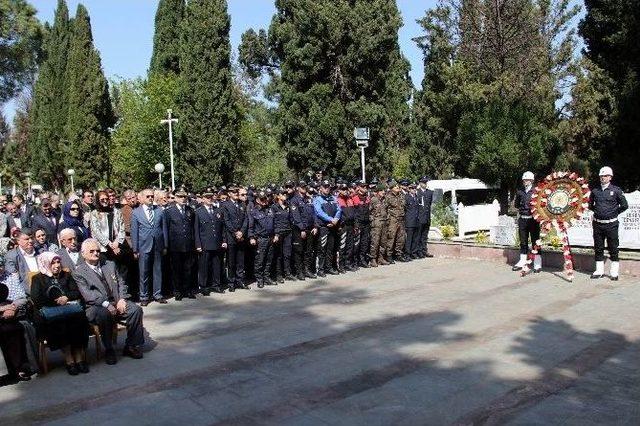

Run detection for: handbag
[[40, 303, 83, 322]]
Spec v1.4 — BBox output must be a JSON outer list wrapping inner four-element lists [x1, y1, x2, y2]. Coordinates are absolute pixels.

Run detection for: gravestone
[[490, 215, 517, 246]]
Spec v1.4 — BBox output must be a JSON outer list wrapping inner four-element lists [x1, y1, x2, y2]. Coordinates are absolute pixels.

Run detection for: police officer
[[353, 181, 371, 268], [403, 181, 420, 259], [314, 180, 342, 277], [384, 180, 407, 263], [248, 191, 275, 288], [271, 188, 294, 282], [369, 183, 388, 267], [416, 176, 434, 258], [222, 186, 248, 291], [337, 181, 356, 272], [194, 188, 227, 295], [589, 166, 628, 280], [513, 171, 541, 272], [290, 181, 317, 280], [165, 187, 197, 300]]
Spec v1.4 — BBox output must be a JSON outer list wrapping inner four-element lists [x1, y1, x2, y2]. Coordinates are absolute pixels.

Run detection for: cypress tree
[[179, 0, 240, 187], [64, 4, 115, 187], [149, 0, 185, 75], [241, 0, 411, 178], [29, 0, 70, 189]]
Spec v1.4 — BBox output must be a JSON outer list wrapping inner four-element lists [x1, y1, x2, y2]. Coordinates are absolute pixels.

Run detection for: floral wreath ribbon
[[523, 172, 591, 280]]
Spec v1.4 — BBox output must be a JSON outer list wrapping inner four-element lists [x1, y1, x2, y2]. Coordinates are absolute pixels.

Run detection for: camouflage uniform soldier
[[384, 180, 407, 263], [368, 184, 389, 267]]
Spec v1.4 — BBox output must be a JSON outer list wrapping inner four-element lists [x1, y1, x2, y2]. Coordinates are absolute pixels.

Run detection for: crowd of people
[[0, 175, 435, 382]]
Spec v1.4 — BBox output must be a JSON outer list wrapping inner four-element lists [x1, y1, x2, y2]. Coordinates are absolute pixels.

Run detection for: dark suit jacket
[[404, 193, 420, 228], [221, 200, 248, 240], [194, 205, 225, 251], [417, 188, 434, 225], [131, 205, 168, 254], [165, 204, 196, 252], [73, 260, 128, 307], [31, 213, 60, 245]]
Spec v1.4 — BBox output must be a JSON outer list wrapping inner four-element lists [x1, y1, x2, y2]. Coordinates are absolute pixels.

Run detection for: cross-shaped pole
[[161, 109, 179, 190]]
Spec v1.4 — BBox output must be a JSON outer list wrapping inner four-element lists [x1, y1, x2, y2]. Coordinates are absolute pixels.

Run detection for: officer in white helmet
[[512, 171, 542, 272], [589, 166, 628, 280]]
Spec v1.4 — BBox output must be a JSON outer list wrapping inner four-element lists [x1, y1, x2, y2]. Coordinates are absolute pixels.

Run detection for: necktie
[[148, 206, 155, 224]]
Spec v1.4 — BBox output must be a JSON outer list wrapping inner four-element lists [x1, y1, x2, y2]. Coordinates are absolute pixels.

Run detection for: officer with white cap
[[589, 166, 628, 280], [512, 171, 541, 272]]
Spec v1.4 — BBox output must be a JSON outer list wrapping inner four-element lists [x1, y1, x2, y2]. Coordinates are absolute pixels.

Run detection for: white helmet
[[599, 166, 613, 177], [522, 171, 534, 181]]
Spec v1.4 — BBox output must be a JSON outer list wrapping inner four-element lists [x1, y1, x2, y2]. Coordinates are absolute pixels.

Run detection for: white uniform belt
[[594, 218, 618, 224], [520, 215, 533, 219]]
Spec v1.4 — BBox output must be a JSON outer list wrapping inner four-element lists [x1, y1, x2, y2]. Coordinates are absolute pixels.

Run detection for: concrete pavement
[[1, 258, 638, 425]]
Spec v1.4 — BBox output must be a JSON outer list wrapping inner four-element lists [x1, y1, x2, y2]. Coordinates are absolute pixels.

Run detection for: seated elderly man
[[73, 238, 144, 365], [5, 229, 40, 292], [57, 228, 84, 270]]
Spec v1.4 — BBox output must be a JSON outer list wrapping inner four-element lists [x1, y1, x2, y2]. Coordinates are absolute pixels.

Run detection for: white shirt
[[67, 249, 80, 265], [20, 248, 39, 272], [13, 217, 22, 229], [601, 183, 610, 191], [524, 185, 533, 193]]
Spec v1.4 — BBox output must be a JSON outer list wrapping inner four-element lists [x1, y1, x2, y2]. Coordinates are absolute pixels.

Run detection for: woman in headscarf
[[58, 200, 90, 244], [0, 254, 36, 382], [31, 252, 89, 375]]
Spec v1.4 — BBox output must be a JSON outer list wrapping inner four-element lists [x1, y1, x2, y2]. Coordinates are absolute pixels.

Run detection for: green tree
[[241, 0, 412, 179], [29, 0, 70, 189], [580, 0, 640, 190], [0, 0, 43, 103], [110, 74, 180, 189], [64, 4, 116, 188], [179, 0, 240, 188], [149, 0, 185, 75]]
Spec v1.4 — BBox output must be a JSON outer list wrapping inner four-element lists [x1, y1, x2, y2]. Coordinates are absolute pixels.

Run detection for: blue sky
[[3, 0, 434, 120]]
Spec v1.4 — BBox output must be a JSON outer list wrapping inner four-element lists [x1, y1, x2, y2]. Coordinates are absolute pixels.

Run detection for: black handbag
[[39, 285, 84, 321]]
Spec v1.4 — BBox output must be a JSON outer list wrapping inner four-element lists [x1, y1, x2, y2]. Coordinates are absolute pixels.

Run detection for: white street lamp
[[154, 163, 165, 188], [161, 109, 178, 190], [67, 168, 76, 193]]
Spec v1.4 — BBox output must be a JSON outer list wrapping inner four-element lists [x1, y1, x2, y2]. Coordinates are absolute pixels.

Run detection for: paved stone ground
[[1, 258, 638, 425]]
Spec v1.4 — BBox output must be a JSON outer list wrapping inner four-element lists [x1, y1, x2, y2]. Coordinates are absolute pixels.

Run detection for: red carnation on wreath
[[523, 171, 591, 281]]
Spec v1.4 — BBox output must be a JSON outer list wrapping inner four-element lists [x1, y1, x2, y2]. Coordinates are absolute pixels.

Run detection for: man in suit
[[11, 194, 34, 230], [221, 187, 248, 291], [131, 188, 169, 306], [416, 176, 434, 258], [165, 187, 197, 300], [5, 229, 40, 292], [57, 228, 84, 271], [403, 182, 420, 260], [194, 188, 227, 295], [73, 238, 144, 365], [30, 199, 60, 245]]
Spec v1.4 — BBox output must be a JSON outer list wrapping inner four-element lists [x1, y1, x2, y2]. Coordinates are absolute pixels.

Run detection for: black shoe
[[297, 274, 306, 281], [174, 293, 183, 301], [200, 289, 211, 296], [211, 287, 225, 294], [277, 276, 285, 283], [123, 346, 143, 359], [77, 361, 90, 374], [388, 259, 396, 264], [306, 272, 317, 279], [591, 273, 603, 279], [425, 253, 434, 258], [257, 281, 264, 288], [317, 271, 326, 278], [512, 265, 523, 271], [66, 364, 79, 376], [359, 262, 370, 268], [228, 285, 235, 292], [533, 268, 542, 274], [140, 300, 149, 307], [397, 256, 409, 263], [187, 293, 197, 299], [265, 278, 277, 286], [611, 276, 619, 281], [156, 298, 168, 304], [105, 349, 118, 365], [284, 274, 296, 281], [328, 269, 340, 275]]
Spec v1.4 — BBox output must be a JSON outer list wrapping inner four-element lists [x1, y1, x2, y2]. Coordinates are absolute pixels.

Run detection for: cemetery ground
[[0, 257, 638, 425]]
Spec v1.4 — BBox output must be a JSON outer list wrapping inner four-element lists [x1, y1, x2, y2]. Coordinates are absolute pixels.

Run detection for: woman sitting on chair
[[31, 252, 90, 375]]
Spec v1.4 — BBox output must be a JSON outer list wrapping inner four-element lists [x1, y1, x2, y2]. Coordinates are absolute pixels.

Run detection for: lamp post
[[161, 109, 178, 190], [354, 128, 370, 182], [22, 172, 32, 201], [67, 169, 76, 193], [154, 163, 165, 188]]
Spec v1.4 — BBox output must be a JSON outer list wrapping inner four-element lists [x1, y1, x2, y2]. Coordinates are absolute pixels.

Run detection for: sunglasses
[[145, 195, 154, 198], [69, 207, 80, 211], [88, 249, 100, 254]]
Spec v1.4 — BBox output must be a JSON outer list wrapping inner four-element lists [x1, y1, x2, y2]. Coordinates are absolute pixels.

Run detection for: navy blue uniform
[[165, 204, 197, 297], [221, 199, 248, 289], [248, 205, 275, 286], [416, 187, 433, 257], [514, 186, 540, 255], [290, 193, 317, 277], [271, 202, 293, 280], [194, 205, 226, 292], [404, 192, 420, 258], [589, 184, 628, 262]]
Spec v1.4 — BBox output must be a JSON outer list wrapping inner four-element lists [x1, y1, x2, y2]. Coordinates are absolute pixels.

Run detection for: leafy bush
[[440, 225, 456, 240], [474, 230, 489, 244]]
